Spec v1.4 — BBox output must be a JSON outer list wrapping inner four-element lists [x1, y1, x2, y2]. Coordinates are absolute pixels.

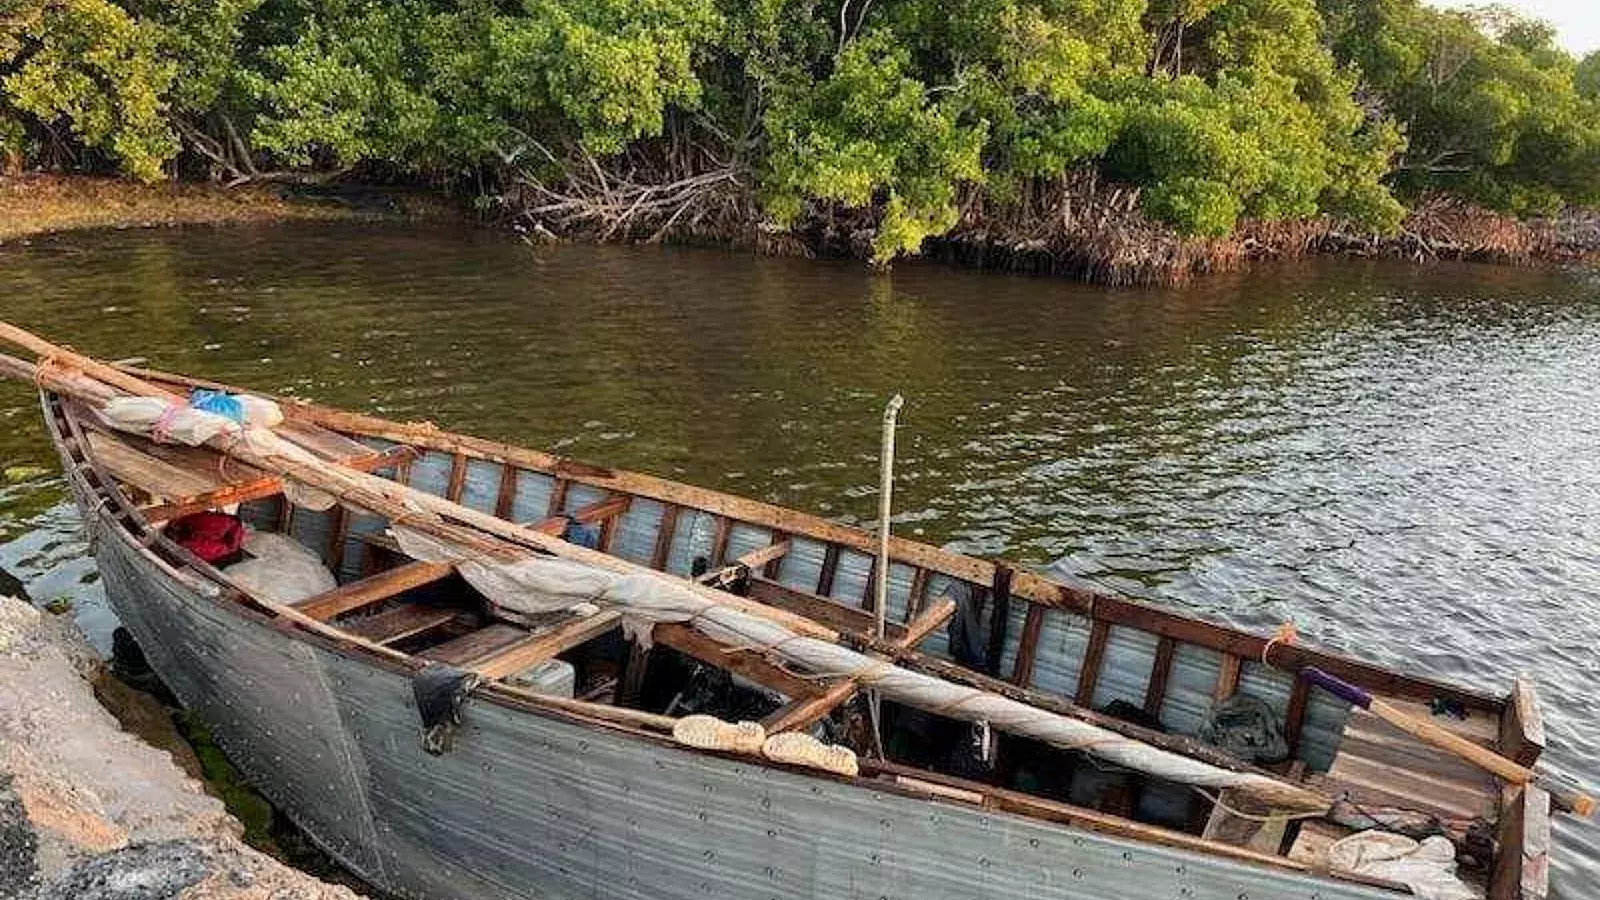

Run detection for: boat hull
[[74, 483, 1392, 900]]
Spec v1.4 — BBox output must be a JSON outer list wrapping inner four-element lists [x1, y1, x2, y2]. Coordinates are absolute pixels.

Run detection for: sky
[[1433, 0, 1599, 54]]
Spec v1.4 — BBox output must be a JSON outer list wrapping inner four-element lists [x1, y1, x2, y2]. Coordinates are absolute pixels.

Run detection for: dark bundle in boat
[[0, 321, 1577, 900]]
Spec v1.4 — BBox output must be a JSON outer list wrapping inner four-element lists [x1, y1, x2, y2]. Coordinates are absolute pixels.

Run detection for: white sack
[[225, 531, 337, 605], [100, 397, 241, 446], [1327, 832, 1478, 900]]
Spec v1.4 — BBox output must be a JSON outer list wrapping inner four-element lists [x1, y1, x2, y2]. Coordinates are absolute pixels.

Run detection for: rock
[[0, 595, 365, 900]]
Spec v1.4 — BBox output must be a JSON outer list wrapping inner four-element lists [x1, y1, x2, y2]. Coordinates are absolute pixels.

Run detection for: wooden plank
[[572, 494, 631, 525], [87, 431, 218, 499], [736, 540, 791, 572], [420, 624, 530, 666], [1214, 654, 1242, 702], [523, 516, 571, 537], [1010, 605, 1046, 687], [342, 603, 460, 644], [274, 419, 376, 462], [1143, 635, 1177, 718], [696, 541, 793, 586], [900, 598, 955, 648], [446, 452, 469, 502], [493, 463, 519, 518], [815, 544, 840, 596], [618, 641, 652, 708], [747, 577, 907, 643], [1075, 620, 1112, 706], [649, 505, 680, 570], [654, 622, 821, 701], [761, 680, 857, 732], [293, 560, 454, 621], [473, 611, 623, 681], [1498, 676, 1545, 768], [1491, 783, 1551, 900]]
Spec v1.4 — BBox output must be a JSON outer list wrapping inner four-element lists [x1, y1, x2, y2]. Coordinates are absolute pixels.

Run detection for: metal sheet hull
[[78, 499, 1391, 900]]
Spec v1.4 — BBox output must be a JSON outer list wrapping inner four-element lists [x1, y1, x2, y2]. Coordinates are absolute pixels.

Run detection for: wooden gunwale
[[116, 363, 1504, 714], [42, 390, 1427, 894]]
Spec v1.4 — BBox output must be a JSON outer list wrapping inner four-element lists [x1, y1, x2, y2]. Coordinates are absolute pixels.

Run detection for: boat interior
[[45, 368, 1552, 899]]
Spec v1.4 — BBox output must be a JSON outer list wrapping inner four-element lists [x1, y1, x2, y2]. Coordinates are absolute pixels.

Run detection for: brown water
[[2, 222, 1597, 894]]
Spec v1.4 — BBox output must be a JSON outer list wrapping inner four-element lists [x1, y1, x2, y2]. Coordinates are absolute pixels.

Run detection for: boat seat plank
[[1286, 820, 1352, 868], [86, 432, 216, 500], [143, 444, 414, 525], [653, 622, 822, 701], [294, 560, 455, 621], [341, 603, 462, 645], [472, 610, 623, 681], [420, 624, 530, 666]]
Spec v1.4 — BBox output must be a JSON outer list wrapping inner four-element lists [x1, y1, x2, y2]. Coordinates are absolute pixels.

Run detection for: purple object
[[1300, 666, 1373, 709]]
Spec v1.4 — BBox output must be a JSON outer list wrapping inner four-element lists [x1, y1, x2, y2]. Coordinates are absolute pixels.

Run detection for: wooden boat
[[16, 347, 1556, 900]]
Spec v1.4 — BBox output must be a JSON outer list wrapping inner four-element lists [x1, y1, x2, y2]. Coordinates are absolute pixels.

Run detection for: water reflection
[[1, 223, 1596, 893]]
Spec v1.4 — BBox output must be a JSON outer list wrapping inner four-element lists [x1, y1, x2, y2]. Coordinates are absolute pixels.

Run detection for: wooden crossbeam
[[294, 560, 454, 621], [746, 577, 908, 643], [522, 494, 630, 539], [654, 622, 821, 701], [696, 541, 792, 585], [473, 610, 623, 681]]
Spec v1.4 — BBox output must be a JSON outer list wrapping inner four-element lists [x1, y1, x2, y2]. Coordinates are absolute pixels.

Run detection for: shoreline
[[0, 175, 461, 245], [3, 174, 1594, 286]]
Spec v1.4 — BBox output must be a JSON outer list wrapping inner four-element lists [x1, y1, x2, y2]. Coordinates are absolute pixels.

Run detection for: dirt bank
[[0, 594, 364, 899], [0, 175, 456, 245]]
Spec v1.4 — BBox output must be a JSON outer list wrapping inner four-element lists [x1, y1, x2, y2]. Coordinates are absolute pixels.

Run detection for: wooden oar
[[1300, 667, 1594, 817]]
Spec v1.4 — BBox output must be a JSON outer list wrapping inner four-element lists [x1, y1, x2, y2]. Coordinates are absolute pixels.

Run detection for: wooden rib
[[1075, 620, 1112, 706], [1214, 654, 1242, 702], [815, 544, 840, 596], [546, 478, 570, 517], [446, 452, 469, 502], [1282, 675, 1310, 761], [342, 604, 460, 644], [1144, 636, 1177, 718], [860, 557, 879, 609], [325, 504, 350, 574], [472, 611, 623, 681], [650, 505, 679, 570], [126, 364, 1509, 713], [493, 463, 519, 518], [1010, 605, 1046, 687], [904, 567, 930, 621], [294, 560, 454, 621], [654, 622, 821, 701], [708, 516, 731, 567], [762, 531, 788, 580]]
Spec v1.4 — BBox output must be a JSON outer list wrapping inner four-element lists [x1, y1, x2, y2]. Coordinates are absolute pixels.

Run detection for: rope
[[1262, 620, 1298, 665], [1192, 787, 1326, 823]]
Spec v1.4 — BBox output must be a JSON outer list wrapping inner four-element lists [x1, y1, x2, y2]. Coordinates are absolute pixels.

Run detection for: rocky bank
[[0, 594, 364, 900]]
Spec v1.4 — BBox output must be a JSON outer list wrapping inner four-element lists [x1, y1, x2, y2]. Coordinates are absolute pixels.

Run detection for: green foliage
[[0, 0, 1595, 250], [1320, 0, 1600, 212], [1, 0, 178, 181], [761, 30, 984, 261]]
